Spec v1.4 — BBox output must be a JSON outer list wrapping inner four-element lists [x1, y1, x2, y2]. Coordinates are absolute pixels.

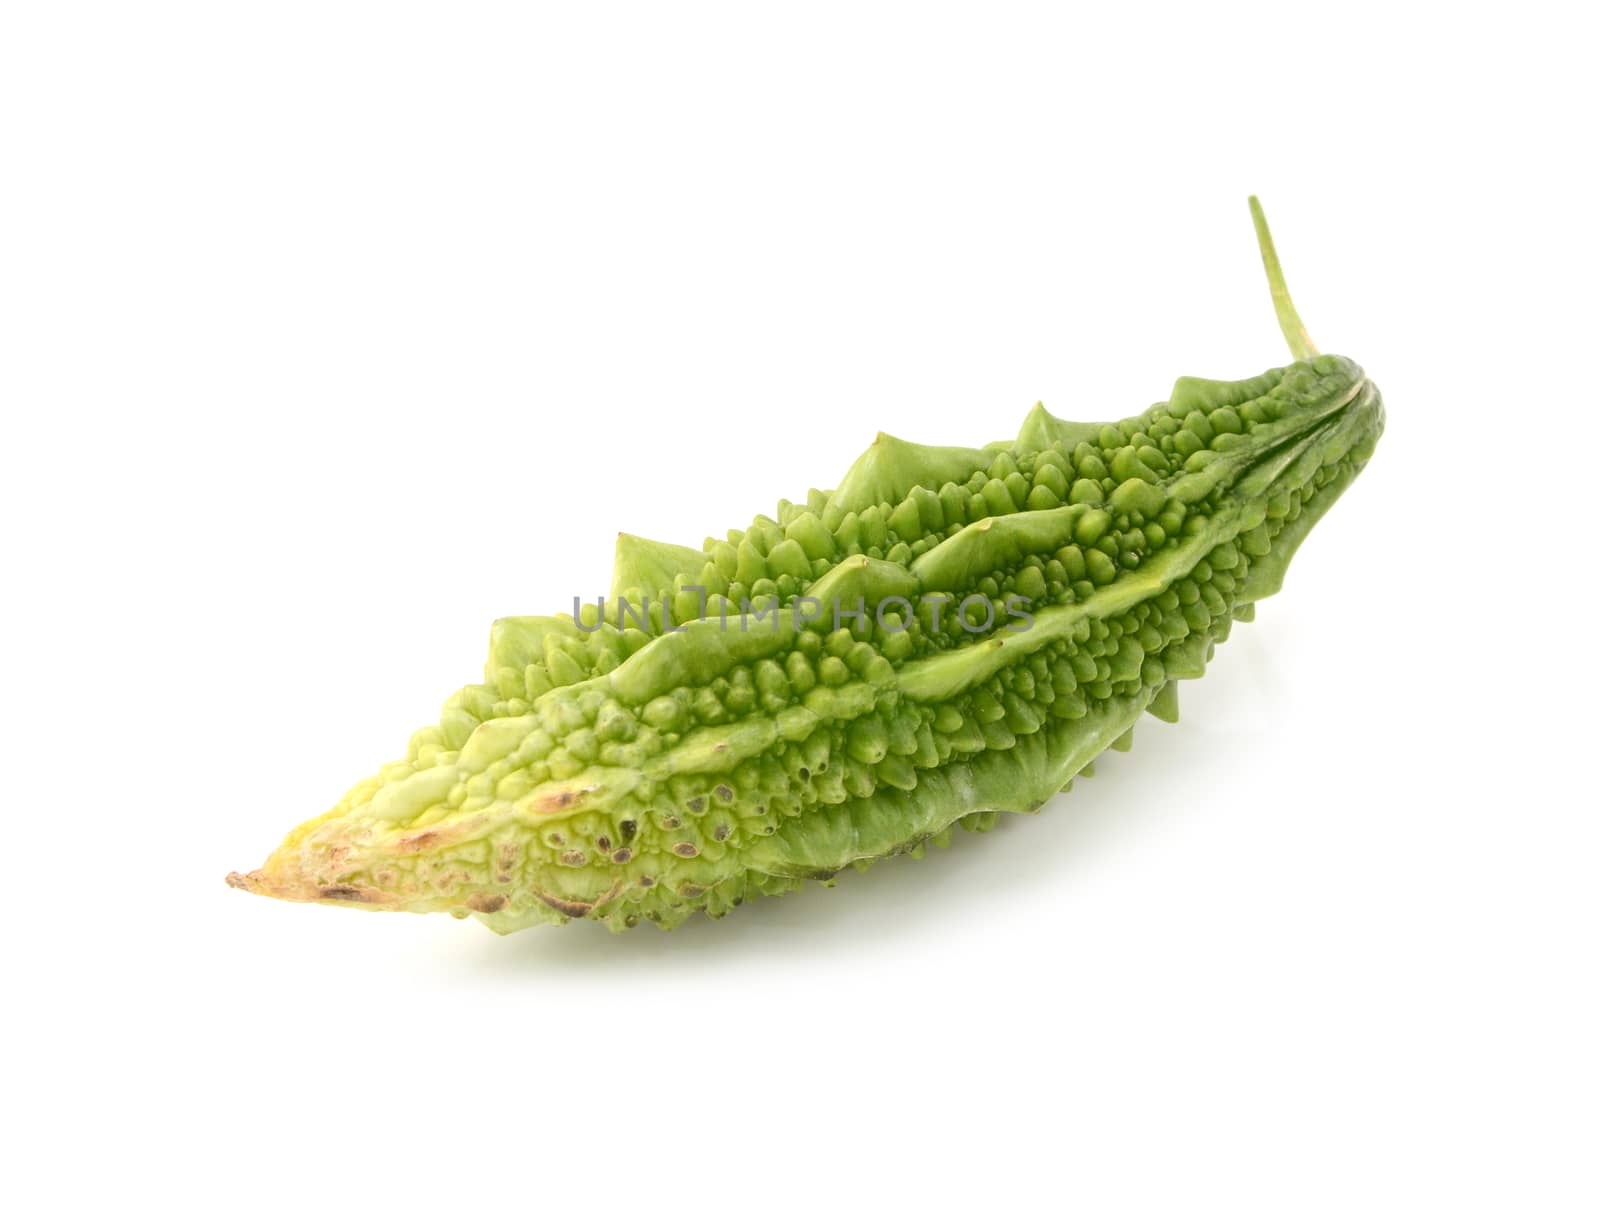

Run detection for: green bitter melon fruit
[[228, 199, 1384, 933]]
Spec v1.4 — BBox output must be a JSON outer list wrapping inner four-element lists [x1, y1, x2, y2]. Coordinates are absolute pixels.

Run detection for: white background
[[3, 4, 1595, 1216]]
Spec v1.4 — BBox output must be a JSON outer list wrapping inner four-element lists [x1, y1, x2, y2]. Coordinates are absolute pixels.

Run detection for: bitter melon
[[227, 199, 1383, 933]]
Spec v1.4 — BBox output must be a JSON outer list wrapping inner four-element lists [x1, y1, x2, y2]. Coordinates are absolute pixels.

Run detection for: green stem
[[1248, 196, 1318, 362]]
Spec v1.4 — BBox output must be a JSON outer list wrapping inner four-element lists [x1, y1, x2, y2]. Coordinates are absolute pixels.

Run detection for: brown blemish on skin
[[673, 842, 699, 858], [534, 878, 626, 921], [228, 869, 397, 908], [466, 893, 506, 913], [611, 848, 632, 864], [596, 835, 611, 852], [714, 785, 734, 802], [535, 891, 593, 918], [391, 815, 489, 855], [662, 816, 680, 829], [559, 850, 588, 867], [712, 824, 730, 841], [685, 797, 705, 814], [678, 883, 707, 898], [637, 875, 655, 888], [530, 783, 601, 816]]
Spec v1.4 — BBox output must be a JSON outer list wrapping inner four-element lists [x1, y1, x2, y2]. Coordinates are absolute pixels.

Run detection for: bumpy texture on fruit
[[228, 199, 1384, 933]]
